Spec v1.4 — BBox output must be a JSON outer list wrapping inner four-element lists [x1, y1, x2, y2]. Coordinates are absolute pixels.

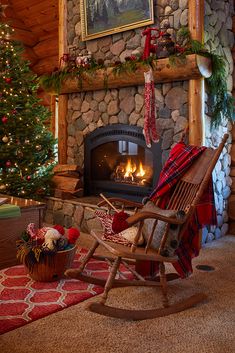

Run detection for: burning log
[[110, 159, 151, 186]]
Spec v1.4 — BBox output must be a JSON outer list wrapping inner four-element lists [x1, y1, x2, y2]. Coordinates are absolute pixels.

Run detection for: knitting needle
[[99, 193, 118, 212]]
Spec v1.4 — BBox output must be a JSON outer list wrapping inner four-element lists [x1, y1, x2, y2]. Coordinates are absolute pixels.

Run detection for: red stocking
[[143, 69, 159, 147]]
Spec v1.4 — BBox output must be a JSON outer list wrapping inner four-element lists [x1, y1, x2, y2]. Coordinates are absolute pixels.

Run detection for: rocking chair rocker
[[65, 134, 229, 320]]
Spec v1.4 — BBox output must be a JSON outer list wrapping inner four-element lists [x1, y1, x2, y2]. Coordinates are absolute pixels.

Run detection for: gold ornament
[[2, 135, 8, 143]]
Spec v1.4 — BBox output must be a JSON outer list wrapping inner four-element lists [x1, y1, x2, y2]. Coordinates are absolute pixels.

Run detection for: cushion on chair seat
[[141, 201, 185, 256]]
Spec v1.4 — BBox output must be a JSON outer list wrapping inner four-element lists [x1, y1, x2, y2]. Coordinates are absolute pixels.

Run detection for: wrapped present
[[0, 204, 21, 219]]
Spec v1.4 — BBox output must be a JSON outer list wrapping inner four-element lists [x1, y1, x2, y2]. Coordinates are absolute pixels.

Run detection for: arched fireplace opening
[[84, 124, 162, 201]]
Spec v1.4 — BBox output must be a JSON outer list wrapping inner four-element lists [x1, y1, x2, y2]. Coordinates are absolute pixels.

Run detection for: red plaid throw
[[138, 141, 217, 278], [150, 141, 206, 202]]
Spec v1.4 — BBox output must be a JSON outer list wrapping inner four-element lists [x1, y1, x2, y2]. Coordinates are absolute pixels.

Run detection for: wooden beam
[[34, 38, 58, 58], [58, 95, 68, 164], [11, 27, 39, 47], [32, 55, 58, 75], [188, 0, 205, 146], [58, 0, 68, 164], [14, 2, 57, 18], [3, 3, 39, 48], [22, 46, 39, 66], [46, 54, 211, 94]]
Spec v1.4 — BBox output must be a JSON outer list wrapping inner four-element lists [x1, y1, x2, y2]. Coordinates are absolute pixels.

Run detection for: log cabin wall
[[44, 0, 235, 241], [2, 0, 59, 132]]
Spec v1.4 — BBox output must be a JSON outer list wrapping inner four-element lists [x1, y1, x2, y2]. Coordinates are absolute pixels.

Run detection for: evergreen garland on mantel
[[40, 28, 235, 128]]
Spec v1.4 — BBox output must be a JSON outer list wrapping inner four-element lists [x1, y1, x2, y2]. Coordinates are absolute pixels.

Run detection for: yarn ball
[[112, 211, 129, 233], [53, 224, 65, 235], [56, 236, 69, 250], [67, 228, 80, 244]]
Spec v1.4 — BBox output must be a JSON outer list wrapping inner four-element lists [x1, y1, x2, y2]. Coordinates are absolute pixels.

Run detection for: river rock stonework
[[45, 0, 233, 243], [203, 0, 234, 242]]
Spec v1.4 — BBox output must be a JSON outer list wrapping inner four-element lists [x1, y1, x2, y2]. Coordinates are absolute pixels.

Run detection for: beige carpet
[[0, 234, 235, 353]]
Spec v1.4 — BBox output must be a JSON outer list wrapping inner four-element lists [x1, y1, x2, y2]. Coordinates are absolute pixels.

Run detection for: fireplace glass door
[[84, 125, 162, 201]]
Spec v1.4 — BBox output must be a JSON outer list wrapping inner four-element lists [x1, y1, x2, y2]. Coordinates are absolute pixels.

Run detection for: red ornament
[[2, 116, 8, 123], [11, 109, 17, 114], [175, 44, 186, 54], [6, 160, 11, 167], [4, 77, 12, 84], [53, 224, 65, 235], [67, 228, 80, 244], [26, 176, 31, 181]]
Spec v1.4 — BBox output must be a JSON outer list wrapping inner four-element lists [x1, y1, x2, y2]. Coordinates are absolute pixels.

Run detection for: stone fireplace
[[45, 0, 233, 244]]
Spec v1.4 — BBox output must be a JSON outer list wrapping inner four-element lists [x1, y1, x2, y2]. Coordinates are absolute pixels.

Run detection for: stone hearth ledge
[[44, 196, 134, 234]]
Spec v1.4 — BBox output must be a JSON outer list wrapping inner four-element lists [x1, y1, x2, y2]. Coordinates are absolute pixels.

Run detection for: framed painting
[[80, 0, 154, 41]]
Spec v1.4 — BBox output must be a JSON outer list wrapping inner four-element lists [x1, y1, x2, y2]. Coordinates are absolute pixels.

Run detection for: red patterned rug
[[0, 247, 131, 335]]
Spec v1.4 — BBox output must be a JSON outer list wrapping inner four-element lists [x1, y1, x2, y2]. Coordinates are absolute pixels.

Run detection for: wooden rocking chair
[[65, 134, 229, 320]]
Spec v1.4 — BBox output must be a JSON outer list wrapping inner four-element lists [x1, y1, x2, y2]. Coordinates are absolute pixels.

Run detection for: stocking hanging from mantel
[[143, 69, 159, 147]]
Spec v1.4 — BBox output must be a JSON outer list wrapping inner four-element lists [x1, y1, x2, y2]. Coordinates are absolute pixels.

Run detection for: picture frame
[[80, 0, 154, 41]]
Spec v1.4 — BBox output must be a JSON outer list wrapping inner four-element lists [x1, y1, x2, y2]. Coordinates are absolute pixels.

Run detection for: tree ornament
[[2, 135, 8, 143], [24, 139, 30, 144], [11, 109, 17, 114], [0, 184, 6, 191], [6, 160, 11, 167], [16, 149, 23, 158], [37, 188, 45, 195], [36, 145, 42, 150], [1, 116, 8, 123], [26, 175, 31, 181], [4, 77, 12, 84]]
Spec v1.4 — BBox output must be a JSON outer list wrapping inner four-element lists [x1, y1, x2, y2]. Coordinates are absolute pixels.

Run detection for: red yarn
[[67, 228, 80, 244], [112, 211, 129, 233], [53, 224, 65, 235]]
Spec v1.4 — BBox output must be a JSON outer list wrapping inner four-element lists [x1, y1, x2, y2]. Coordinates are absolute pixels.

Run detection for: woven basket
[[25, 246, 77, 282]]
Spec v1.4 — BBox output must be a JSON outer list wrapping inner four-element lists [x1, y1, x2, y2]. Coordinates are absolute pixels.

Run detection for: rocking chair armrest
[[97, 197, 143, 209], [126, 211, 188, 226]]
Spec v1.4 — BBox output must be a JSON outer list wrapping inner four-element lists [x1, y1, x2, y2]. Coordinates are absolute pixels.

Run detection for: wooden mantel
[[56, 54, 211, 95]]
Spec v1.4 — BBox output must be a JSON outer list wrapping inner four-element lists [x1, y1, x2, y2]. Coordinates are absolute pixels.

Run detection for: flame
[[113, 158, 149, 185], [124, 159, 136, 178], [136, 162, 145, 177]]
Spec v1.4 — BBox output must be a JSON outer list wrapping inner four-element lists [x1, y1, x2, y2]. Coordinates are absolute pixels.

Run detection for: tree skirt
[[0, 247, 131, 335]]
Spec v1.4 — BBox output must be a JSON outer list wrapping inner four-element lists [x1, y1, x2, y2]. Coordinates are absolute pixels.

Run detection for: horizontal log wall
[[4, 0, 58, 75]]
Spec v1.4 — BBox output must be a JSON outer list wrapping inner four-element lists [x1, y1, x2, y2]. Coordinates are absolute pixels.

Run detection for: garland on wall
[[40, 27, 235, 128]]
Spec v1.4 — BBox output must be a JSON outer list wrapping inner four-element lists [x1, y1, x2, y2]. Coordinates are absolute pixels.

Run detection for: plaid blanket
[[150, 141, 206, 202], [140, 141, 217, 278]]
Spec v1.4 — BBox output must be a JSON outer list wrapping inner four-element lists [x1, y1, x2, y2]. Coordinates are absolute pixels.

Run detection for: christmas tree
[[0, 23, 56, 200]]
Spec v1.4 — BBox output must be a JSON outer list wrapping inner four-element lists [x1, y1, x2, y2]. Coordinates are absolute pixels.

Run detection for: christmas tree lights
[[0, 23, 56, 200]]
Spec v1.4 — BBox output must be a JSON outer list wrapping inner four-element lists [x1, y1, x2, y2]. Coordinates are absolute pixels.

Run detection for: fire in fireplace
[[84, 124, 162, 201], [111, 157, 151, 186]]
